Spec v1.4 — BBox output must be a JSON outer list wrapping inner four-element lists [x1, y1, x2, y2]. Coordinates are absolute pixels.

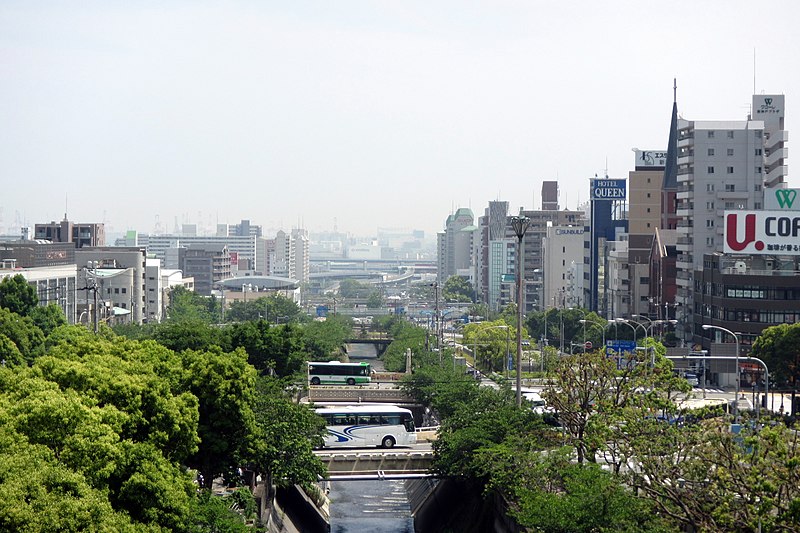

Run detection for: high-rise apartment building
[[255, 229, 310, 283], [674, 94, 788, 342], [437, 208, 476, 284]]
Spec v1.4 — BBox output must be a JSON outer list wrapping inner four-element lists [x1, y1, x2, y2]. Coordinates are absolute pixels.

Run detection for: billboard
[[764, 188, 800, 211], [724, 210, 800, 255], [634, 150, 668, 169], [590, 178, 626, 201]]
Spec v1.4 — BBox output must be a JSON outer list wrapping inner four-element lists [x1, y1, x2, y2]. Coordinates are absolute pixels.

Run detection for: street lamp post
[[511, 215, 530, 408], [703, 324, 741, 422], [580, 319, 606, 349]]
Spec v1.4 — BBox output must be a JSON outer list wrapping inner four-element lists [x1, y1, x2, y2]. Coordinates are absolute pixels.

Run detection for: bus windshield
[[308, 361, 372, 386]]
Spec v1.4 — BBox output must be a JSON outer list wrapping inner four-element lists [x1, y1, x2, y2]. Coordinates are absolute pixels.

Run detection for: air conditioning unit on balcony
[[734, 261, 747, 274]]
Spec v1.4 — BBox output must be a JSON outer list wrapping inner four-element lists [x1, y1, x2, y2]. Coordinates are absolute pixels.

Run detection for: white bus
[[308, 361, 372, 386], [315, 405, 417, 449]]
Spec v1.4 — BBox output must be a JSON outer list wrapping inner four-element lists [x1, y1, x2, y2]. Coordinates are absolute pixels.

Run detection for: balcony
[[764, 130, 788, 150], [765, 146, 788, 167]]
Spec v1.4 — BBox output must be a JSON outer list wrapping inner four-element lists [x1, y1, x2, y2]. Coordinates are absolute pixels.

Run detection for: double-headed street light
[[511, 214, 530, 408], [702, 324, 741, 422]]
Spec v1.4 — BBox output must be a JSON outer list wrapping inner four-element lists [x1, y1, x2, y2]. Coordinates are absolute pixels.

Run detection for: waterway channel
[[328, 480, 414, 533]]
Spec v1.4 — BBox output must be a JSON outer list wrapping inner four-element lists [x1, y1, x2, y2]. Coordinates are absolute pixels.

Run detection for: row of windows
[[105, 287, 127, 294], [699, 283, 800, 300], [706, 148, 763, 157], [699, 308, 800, 324]]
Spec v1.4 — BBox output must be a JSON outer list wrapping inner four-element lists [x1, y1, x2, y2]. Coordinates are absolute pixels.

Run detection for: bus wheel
[[346, 378, 356, 386], [381, 436, 396, 449], [311, 377, 321, 385]]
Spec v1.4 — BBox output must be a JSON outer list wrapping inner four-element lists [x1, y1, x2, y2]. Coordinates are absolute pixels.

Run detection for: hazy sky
[[2, 1, 798, 239]]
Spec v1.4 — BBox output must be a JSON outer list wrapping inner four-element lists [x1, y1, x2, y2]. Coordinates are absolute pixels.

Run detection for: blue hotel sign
[[590, 179, 626, 201]]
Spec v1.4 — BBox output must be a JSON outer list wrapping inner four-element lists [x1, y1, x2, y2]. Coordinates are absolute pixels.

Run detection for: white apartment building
[[542, 225, 585, 311], [255, 229, 309, 283], [675, 94, 788, 337]]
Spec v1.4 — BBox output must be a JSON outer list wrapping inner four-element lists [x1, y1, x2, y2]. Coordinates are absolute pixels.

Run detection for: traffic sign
[[584, 341, 593, 350]]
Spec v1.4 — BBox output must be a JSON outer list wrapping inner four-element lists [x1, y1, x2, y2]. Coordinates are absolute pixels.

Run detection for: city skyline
[[2, 1, 798, 237]]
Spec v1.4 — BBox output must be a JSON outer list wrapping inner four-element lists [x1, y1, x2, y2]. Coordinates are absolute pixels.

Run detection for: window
[[727, 148, 734, 156], [754, 184, 762, 191], [706, 237, 715, 246], [755, 148, 762, 156], [647, 208, 651, 213], [727, 131, 734, 139], [121, 288, 127, 294], [708, 166, 715, 174], [755, 202, 762, 209], [706, 201, 715, 209], [725, 184, 735, 192], [562, 246, 566, 253], [727, 166, 734, 174], [756, 166, 762, 174], [640, 277, 650, 284], [114, 288, 119, 294], [708, 148, 715, 156], [707, 183, 715, 192], [755, 130, 762, 138], [706, 219, 714, 228], [708, 131, 715, 138]]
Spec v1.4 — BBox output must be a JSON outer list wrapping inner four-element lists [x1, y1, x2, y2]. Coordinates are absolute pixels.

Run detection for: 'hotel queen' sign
[[590, 178, 626, 201]]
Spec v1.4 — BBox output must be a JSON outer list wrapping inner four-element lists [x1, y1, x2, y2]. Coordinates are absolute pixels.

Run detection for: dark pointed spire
[[662, 78, 678, 190]]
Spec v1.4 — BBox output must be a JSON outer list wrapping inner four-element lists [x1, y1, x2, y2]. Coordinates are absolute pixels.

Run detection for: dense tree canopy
[[0, 274, 38, 316], [750, 322, 800, 386], [442, 275, 473, 303]]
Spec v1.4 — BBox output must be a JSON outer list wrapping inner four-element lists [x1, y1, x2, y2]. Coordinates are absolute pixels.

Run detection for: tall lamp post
[[703, 324, 741, 422], [511, 214, 530, 407]]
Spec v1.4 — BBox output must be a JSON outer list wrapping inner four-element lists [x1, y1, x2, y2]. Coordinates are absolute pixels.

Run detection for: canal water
[[329, 480, 414, 533]]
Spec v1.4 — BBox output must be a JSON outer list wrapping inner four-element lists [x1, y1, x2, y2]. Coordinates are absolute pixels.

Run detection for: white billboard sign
[[634, 149, 668, 168], [764, 188, 800, 211], [724, 210, 800, 255]]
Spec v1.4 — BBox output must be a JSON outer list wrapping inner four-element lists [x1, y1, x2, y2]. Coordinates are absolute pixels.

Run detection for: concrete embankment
[[410, 478, 521, 533]]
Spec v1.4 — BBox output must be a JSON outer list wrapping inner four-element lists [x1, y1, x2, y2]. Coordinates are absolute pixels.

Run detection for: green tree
[[366, 291, 383, 309], [166, 286, 214, 323], [153, 319, 229, 353], [750, 322, 800, 387], [442, 275, 474, 303], [0, 274, 38, 316], [249, 377, 326, 488], [30, 303, 67, 336], [339, 279, 371, 299], [181, 347, 258, 489], [0, 307, 46, 364], [513, 457, 669, 532]]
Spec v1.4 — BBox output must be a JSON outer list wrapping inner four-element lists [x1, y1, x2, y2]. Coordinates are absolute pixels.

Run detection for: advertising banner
[[724, 210, 800, 255], [634, 150, 668, 169]]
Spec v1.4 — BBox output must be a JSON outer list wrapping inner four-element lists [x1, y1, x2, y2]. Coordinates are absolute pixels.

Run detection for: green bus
[[307, 361, 372, 386]]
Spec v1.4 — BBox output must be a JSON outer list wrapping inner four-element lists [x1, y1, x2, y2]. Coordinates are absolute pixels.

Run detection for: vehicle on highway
[[308, 361, 372, 386], [315, 404, 417, 449]]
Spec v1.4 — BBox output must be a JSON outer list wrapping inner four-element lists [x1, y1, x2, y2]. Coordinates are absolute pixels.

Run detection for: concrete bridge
[[314, 448, 434, 480], [308, 385, 414, 404]]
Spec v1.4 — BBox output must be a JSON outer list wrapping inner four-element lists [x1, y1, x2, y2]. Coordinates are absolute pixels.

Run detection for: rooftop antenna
[[753, 48, 756, 95], [64, 193, 68, 221]]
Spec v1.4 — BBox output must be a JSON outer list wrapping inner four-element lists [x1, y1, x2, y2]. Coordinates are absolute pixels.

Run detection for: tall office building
[[437, 208, 476, 284], [541, 181, 559, 211]]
